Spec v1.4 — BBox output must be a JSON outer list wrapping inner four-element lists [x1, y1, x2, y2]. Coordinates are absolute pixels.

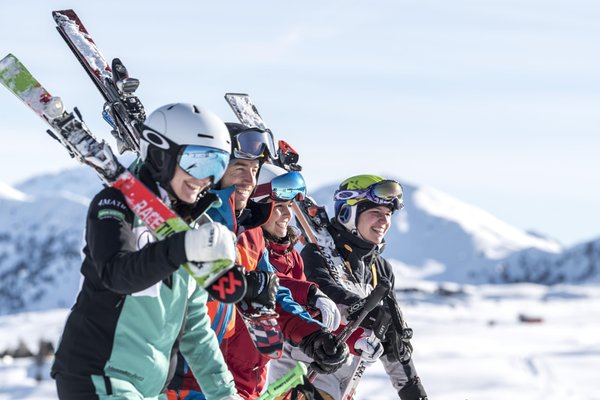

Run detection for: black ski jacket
[[301, 219, 395, 305], [300, 219, 428, 400]]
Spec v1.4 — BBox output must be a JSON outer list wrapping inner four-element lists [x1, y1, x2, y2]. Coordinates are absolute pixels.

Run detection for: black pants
[[55, 372, 110, 399]]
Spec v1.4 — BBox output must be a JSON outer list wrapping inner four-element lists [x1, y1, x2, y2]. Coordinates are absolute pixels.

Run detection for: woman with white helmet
[[52, 103, 242, 399]]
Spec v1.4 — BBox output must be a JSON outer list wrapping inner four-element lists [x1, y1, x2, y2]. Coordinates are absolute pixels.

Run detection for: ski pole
[[283, 280, 391, 400]]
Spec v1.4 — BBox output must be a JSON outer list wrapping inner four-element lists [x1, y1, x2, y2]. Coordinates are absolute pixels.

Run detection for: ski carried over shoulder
[[224, 93, 302, 171], [294, 197, 370, 296], [0, 53, 246, 304], [224, 92, 268, 131], [53, 9, 144, 154]]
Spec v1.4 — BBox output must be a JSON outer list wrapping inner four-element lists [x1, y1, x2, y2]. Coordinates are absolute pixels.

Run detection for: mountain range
[[1, 167, 598, 315]]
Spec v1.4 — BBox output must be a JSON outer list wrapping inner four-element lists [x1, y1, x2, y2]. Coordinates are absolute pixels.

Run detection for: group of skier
[[49, 101, 429, 400]]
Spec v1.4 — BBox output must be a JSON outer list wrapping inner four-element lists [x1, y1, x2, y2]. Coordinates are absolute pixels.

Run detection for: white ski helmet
[[140, 103, 231, 190]]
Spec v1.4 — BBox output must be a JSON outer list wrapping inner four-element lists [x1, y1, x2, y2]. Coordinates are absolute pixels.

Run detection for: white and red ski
[[0, 53, 246, 303]]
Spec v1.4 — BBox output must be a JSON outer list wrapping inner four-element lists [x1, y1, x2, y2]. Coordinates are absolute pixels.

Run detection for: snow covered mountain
[[493, 239, 600, 285], [309, 179, 586, 284], [0, 168, 103, 315], [0, 169, 597, 315]]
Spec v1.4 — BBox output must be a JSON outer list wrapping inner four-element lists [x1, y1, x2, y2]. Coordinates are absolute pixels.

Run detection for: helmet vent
[[197, 133, 214, 139], [193, 105, 201, 113], [167, 105, 175, 110]]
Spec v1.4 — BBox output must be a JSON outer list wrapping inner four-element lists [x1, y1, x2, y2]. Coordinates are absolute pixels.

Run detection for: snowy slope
[[2, 284, 599, 399], [309, 179, 563, 283], [0, 168, 102, 315]]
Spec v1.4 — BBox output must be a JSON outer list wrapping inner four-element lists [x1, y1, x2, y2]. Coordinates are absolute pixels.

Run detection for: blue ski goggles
[[334, 180, 403, 210], [254, 171, 307, 202], [178, 145, 230, 182], [233, 129, 278, 161]]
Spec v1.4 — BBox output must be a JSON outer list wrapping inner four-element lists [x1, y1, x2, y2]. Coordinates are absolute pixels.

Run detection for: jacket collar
[[238, 199, 273, 231], [210, 186, 273, 232], [329, 218, 385, 261], [267, 240, 292, 255]]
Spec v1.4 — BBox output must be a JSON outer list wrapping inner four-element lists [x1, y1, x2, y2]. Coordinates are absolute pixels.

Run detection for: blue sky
[[1, 0, 599, 246]]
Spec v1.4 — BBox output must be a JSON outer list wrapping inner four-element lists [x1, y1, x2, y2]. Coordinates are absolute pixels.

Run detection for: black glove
[[382, 325, 412, 364], [347, 303, 391, 335], [299, 330, 349, 374], [398, 377, 428, 400], [290, 380, 326, 400], [243, 270, 279, 309]]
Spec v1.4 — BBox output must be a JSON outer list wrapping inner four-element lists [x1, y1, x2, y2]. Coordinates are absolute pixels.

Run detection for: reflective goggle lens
[[334, 180, 403, 209], [371, 181, 402, 202], [234, 129, 277, 160], [271, 171, 306, 201], [178, 145, 230, 182], [253, 171, 307, 201]]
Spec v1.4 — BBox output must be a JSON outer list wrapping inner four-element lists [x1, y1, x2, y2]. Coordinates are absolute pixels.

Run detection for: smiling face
[[169, 165, 212, 204], [356, 205, 392, 244], [220, 159, 260, 211], [263, 201, 293, 238]]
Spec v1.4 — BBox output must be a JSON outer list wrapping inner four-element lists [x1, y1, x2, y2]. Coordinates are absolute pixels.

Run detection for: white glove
[[354, 335, 384, 363], [314, 294, 341, 331], [184, 222, 236, 265]]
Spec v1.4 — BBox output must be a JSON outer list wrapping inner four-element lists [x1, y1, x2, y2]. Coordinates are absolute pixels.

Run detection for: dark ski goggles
[[233, 129, 278, 161], [178, 145, 230, 182], [334, 180, 403, 210], [253, 171, 307, 202]]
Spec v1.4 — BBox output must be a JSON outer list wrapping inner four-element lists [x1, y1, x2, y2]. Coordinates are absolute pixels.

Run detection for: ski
[[224, 92, 302, 171], [53, 9, 144, 154], [0, 53, 246, 304], [294, 197, 370, 296], [224, 92, 268, 131]]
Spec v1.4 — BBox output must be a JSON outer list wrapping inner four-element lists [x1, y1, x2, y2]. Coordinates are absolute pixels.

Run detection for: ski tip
[[224, 92, 249, 97], [0, 53, 14, 64], [52, 9, 75, 15]]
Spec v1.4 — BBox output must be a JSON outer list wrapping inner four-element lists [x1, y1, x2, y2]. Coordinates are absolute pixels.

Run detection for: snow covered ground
[[1, 283, 599, 399]]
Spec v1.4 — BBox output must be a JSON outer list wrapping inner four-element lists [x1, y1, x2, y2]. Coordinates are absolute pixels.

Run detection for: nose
[[281, 205, 292, 219], [194, 177, 212, 188], [378, 213, 391, 224], [192, 176, 212, 188], [241, 168, 256, 187]]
